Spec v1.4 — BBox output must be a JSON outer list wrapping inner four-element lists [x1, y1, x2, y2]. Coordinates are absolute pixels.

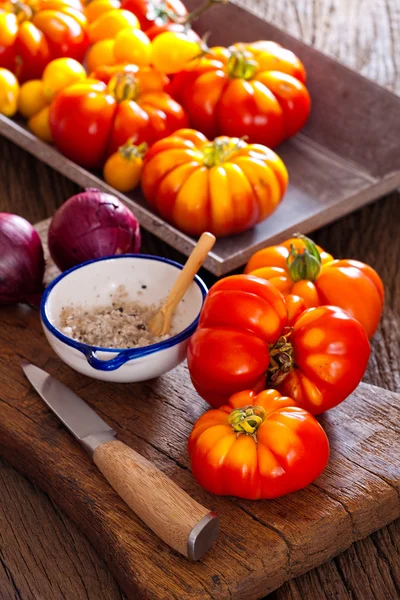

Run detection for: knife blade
[[21, 361, 219, 561]]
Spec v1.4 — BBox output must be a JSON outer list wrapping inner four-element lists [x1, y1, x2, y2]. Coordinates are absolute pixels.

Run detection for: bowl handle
[[85, 350, 133, 371]]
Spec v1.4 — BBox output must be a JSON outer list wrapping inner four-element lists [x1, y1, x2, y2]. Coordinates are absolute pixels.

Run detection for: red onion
[[48, 189, 141, 271], [0, 213, 45, 305]]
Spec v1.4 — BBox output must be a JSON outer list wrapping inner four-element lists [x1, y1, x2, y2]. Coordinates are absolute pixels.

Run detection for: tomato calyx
[[228, 405, 266, 440], [227, 48, 258, 80], [9, 0, 33, 22], [287, 234, 322, 282], [267, 331, 295, 387], [118, 139, 148, 160], [108, 73, 139, 102], [202, 136, 247, 167]]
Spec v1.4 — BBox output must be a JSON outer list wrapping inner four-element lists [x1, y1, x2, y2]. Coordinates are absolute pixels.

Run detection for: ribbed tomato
[[170, 41, 311, 147], [141, 128, 288, 237], [187, 274, 370, 413], [49, 67, 187, 168], [188, 388, 330, 499], [245, 235, 384, 338]]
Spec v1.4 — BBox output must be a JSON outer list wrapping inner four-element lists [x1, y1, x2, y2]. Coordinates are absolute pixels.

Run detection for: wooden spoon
[[148, 232, 216, 337]]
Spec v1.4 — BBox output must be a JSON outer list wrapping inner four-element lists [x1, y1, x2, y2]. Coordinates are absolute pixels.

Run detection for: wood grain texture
[[0, 0, 399, 598], [0, 299, 399, 598], [93, 439, 217, 559]]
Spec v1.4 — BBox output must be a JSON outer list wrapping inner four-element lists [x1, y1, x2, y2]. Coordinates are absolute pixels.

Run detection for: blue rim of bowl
[[40, 254, 208, 369]]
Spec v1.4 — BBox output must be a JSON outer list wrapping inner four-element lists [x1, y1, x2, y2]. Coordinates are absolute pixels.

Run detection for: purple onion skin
[[48, 189, 142, 271], [0, 213, 45, 306]]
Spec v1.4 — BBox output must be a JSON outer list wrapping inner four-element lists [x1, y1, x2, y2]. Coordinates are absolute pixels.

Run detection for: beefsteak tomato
[[49, 66, 187, 168], [187, 274, 370, 413], [0, 0, 89, 82], [188, 388, 330, 499], [170, 41, 311, 147], [141, 128, 288, 237], [245, 234, 384, 338]]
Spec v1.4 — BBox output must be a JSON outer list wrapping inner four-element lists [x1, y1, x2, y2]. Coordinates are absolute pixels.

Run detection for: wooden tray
[[1, 1, 400, 276], [0, 220, 399, 599]]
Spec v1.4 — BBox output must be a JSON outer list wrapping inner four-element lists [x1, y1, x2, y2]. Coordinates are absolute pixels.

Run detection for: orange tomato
[[85, 38, 116, 73], [141, 128, 288, 237], [245, 235, 384, 338], [18, 79, 47, 117], [103, 140, 147, 192], [85, 0, 120, 22], [87, 8, 139, 42], [188, 388, 330, 499]]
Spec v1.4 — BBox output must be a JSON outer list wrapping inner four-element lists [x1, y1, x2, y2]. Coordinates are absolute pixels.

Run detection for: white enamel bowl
[[40, 255, 208, 382]]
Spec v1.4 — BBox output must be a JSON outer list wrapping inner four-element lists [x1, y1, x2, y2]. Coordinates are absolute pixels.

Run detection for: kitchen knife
[[21, 360, 219, 560]]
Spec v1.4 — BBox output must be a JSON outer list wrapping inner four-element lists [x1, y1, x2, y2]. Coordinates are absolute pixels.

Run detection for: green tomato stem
[[286, 234, 322, 282], [228, 405, 266, 437]]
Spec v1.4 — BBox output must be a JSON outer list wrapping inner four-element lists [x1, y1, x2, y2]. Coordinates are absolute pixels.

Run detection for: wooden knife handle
[[93, 439, 219, 560]]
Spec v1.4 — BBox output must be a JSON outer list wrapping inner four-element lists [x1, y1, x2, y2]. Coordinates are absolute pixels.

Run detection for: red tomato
[[170, 41, 310, 147], [187, 274, 370, 413], [0, 0, 89, 82], [49, 68, 188, 168], [120, 0, 199, 40], [188, 388, 330, 499], [187, 275, 288, 407]]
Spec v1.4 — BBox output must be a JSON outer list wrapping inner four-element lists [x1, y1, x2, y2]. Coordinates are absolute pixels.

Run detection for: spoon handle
[[162, 232, 216, 317]]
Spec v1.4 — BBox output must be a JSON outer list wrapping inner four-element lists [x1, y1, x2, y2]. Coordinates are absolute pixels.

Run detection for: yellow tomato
[[42, 58, 87, 102], [28, 106, 52, 142], [86, 38, 116, 73], [151, 32, 200, 74], [0, 68, 19, 117], [0, 13, 18, 46], [103, 141, 147, 192], [88, 9, 139, 43], [114, 28, 152, 67], [18, 79, 47, 118], [85, 0, 120, 23]]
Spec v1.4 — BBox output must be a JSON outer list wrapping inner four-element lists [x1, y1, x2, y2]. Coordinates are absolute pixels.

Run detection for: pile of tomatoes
[[187, 234, 384, 499], [0, 0, 312, 237]]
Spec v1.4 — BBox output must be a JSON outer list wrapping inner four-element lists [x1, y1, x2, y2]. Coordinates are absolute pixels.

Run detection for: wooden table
[[0, 1, 399, 598]]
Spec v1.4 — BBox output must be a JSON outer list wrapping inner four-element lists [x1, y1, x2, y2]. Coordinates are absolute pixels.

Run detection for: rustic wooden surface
[[0, 293, 400, 598], [0, 0, 400, 598]]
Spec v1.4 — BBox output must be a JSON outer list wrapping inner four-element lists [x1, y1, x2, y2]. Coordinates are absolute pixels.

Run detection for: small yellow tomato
[[28, 106, 52, 142], [0, 13, 18, 46], [151, 32, 200, 74], [0, 68, 19, 117], [85, 0, 121, 23], [42, 58, 87, 102], [103, 140, 147, 192], [18, 79, 47, 119], [114, 28, 152, 67], [86, 39, 116, 73], [88, 9, 139, 43]]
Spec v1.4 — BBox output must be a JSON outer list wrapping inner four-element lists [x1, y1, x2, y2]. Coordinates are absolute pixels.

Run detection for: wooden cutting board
[[0, 224, 399, 599]]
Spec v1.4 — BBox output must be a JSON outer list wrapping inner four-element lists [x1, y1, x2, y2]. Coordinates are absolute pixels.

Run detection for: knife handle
[[93, 440, 219, 560]]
